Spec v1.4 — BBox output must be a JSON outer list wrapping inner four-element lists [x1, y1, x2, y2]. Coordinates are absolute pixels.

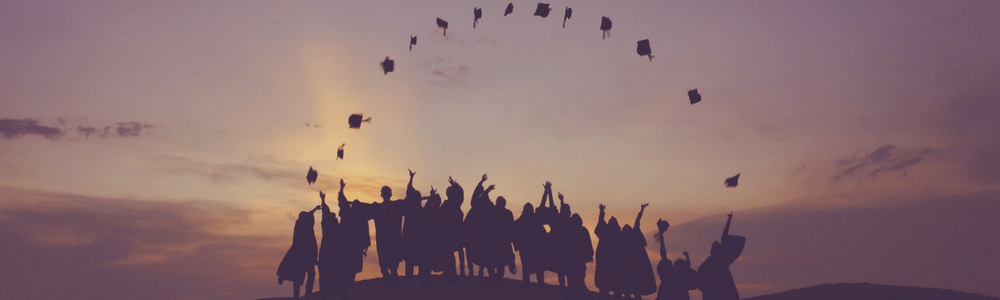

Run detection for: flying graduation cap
[[688, 89, 702, 105], [380, 57, 394, 74], [725, 173, 740, 188], [637, 39, 654, 61], [504, 3, 513, 17], [474, 7, 482, 28], [337, 143, 345, 160], [348, 114, 372, 129], [600, 17, 612, 39], [410, 35, 417, 51], [307, 167, 318, 185], [534, 3, 551, 18], [563, 7, 572, 28], [437, 18, 449, 36]]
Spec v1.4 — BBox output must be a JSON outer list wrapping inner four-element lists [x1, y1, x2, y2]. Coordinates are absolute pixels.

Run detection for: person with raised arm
[[464, 173, 493, 276], [697, 212, 745, 300], [514, 201, 546, 287], [622, 203, 657, 299], [595, 204, 625, 298], [276, 205, 321, 299], [400, 169, 424, 277], [372, 179, 404, 282], [317, 189, 344, 300], [441, 176, 468, 277]]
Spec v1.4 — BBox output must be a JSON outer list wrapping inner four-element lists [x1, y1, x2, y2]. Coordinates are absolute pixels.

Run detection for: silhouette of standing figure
[[656, 219, 697, 300], [595, 204, 625, 298], [622, 204, 656, 299], [277, 206, 320, 299], [464, 174, 494, 276], [317, 190, 345, 300], [400, 169, 424, 277], [697, 213, 745, 300], [373, 184, 403, 282], [486, 196, 517, 280], [442, 176, 467, 277], [514, 202, 546, 287], [566, 213, 594, 298]]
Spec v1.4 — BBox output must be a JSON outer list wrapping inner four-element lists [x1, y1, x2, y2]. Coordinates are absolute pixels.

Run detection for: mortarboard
[[437, 18, 449, 36], [348, 114, 372, 129], [600, 17, 612, 39], [474, 7, 482, 28], [688, 89, 702, 105], [534, 3, 551, 18], [725, 173, 740, 188], [337, 143, 345, 160], [504, 3, 513, 17], [380, 57, 394, 74], [637, 39, 654, 61], [307, 167, 318, 185], [563, 7, 572, 28], [410, 35, 417, 51]]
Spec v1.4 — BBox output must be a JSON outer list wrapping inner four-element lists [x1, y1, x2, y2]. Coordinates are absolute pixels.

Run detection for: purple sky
[[2, 1, 999, 299]]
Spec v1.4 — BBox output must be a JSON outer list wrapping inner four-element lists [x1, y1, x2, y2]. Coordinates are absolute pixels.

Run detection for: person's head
[[446, 182, 464, 204], [622, 224, 632, 233], [608, 216, 621, 232], [675, 258, 689, 268], [496, 196, 507, 209], [710, 241, 721, 256], [427, 193, 442, 208], [380, 186, 392, 201], [520, 203, 534, 219], [560, 203, 571, 217], [571, 213, 583, 227]]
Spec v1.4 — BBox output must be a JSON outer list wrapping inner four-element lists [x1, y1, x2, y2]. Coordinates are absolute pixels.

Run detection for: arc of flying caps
[[600, 17, 612, 39], [474, 7, 482, 28], [410, 35, 416, 51], [725, 173, 740, 188], [534, 3, 551, 18], [688, 89, 702, 105], [307, 167, 318, 185], [380, 57, 394, 75], [563, 7, 572, 28], [337, 143, 345, 160], [504, 3, 513, 17], [436, 18, 449, 36], [636, 39, 654, 61], [348, 114, 372, 129]]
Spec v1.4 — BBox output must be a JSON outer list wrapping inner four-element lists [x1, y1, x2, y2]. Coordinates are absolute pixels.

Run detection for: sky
[[1, 0, 999, 299]]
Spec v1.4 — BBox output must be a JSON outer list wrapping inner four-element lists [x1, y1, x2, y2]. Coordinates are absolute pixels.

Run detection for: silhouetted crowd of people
[[277, 171, 745, 300]]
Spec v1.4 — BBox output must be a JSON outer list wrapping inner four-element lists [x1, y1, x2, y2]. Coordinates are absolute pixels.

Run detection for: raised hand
[[599, 204, 606, 211], [481, 173, 488, 182], [544, 181, 552, 190], [409, 169, 416, 178], [485, 184, 495, 192], [319, 191, 326, 201], [557, 192, 564, 201], [448, 176, 455, 185], [728, 211, 733, 219], [641, 203, 650, 209], [339, 179, 346, 189], [429, 186, 437, 195]]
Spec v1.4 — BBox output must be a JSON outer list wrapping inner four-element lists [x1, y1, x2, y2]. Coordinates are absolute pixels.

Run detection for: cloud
[[0, 186, 289, 300], [833, 145, 934, 180], [663, 191, 1000, 299], [0, 118, 63, 139], [1, 118, 153, 140], [418, 57, 471, 87]]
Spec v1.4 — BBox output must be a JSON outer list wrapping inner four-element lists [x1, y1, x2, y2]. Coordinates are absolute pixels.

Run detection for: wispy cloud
[[0, 118, 63, 139], [418, 57, 471, 87], [833, 145, 933, 180], [1, 118, 153, 140]]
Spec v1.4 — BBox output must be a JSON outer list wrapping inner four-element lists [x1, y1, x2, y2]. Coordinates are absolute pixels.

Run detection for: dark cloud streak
[[833, 145, 933, 180], [0, 118, 63, 139]]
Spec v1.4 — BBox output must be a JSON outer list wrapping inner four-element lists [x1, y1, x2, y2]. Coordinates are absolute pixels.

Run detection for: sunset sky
[[2, 1, 999, 299]]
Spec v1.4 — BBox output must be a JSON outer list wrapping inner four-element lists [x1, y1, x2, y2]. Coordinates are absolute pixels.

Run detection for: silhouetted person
[[656, 219, 696, 300], [622, 204, 656, 299], [551, 193, 573, 288], [277, 206, 320, 299], [566, 213, 594, 298], [514, 202, 546, 287], [595, 204, 625, 298], [697, 213, 745, 300], [372, 184, 404, 281], [485, 196, 517, 280], [317, 190, 345, 300], [410, 187, 448, 282], [442, 176, 468, 276], [401, 169, 424, 277], [464, 174, 493, 276]]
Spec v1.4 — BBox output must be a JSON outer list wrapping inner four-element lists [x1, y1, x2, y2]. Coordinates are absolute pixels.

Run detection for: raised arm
[[598, 204, 606, 224], [539, 181, 551, 208], [635, 203, 649, 229], [320, 191, 330, 214], [474, 173, 487, 201], [338, 179, 348, 206], [406, 169, 418, 198], [722, 212, 733, 239], [657, 219, 669, 260]]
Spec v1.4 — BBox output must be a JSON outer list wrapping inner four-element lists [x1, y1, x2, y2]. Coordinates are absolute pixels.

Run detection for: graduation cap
[[636, 39, 654, 61], [380, 57, 394, 75], [504, 3, 513, 17], [337, 143, 345, 160], [534, 3, 551, 18], [437, 18, 449, 36], [348, 114, 372, 129], [307, 167, 318, 185], [410, 35, 417, 51], [600, 17, 612, 39], [563, 7, 572, 28], [474, 7, 482, 28], [724, 173, 740, 188], [688, 89, 702, 105]]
